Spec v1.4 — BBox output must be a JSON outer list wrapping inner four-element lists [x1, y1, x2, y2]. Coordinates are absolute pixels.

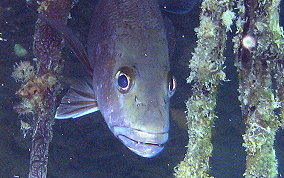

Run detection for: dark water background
[[0, 0, 283, 177]]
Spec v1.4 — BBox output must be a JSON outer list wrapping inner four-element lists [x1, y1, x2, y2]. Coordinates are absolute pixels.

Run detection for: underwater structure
[[11, 0, 283, 177], [12, 0, 72, 177], [233, 0, 283, 176], [174, 0, 232, 177], [174, 0, 284, 177]]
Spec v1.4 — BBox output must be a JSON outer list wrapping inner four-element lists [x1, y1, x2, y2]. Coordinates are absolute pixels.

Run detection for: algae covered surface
[[0, 0, 283, 177]]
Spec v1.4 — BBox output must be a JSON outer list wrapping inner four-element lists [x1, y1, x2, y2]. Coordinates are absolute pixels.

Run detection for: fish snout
[[113, 126, 168, 158]]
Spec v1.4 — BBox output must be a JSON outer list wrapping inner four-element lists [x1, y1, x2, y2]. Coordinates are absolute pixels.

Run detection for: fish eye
[[168, 72, 176, 97], [118, 74, 128, 88], [115, 67, 134, 93]]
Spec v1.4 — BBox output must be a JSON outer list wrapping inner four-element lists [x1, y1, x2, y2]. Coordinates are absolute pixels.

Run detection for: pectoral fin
[[55, 81, 99, 119]]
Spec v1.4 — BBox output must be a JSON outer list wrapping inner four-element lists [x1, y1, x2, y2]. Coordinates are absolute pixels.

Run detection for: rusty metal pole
[[13, 0, 72, 177], [29, 1, 72, 177]]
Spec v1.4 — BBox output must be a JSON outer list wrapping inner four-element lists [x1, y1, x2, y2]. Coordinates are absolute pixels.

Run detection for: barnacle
[[16, 72, 56, 98], [12, 61, 35, 82], [221, 10, 235, 32], [15, 72, 57, 114], [20, 120, 32, 138], [37, 0, 51, 13]]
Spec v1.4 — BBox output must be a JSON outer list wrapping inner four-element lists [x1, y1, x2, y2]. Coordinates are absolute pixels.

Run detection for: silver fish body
[[54, 0, 177, 158], [89, 0, 174, 157]]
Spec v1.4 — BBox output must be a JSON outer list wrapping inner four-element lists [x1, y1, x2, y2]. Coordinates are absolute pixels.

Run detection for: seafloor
[[0, 0, 283, 177]]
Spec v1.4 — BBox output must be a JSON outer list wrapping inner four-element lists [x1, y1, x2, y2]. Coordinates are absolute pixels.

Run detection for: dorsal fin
[[163, 16, 176, 57], [159, 0, 200, 14], [38, 14, 93, 76]]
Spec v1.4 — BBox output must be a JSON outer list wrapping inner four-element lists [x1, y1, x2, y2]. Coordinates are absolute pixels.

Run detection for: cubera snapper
[[43, 0, 198, 158]]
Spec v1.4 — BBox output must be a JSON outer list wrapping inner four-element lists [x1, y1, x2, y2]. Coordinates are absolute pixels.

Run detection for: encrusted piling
[[275, 61, 284, 130], [174, 0, 233, 177], [233, 0, 283, 177], [13, 0, 72, 177]]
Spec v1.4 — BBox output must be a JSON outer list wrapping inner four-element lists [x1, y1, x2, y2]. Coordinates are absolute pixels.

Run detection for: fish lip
[[112, 125, 169, 135], [112, 126, 168, 157], [117, 134, 165, 147], [112, 126, 168, 144]]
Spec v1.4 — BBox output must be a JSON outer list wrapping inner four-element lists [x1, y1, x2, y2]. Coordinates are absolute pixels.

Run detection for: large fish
[[48, 0, 198, 158]]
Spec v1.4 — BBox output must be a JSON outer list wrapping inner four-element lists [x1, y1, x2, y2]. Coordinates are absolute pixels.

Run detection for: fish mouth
[[113, 126, 168, 158]]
